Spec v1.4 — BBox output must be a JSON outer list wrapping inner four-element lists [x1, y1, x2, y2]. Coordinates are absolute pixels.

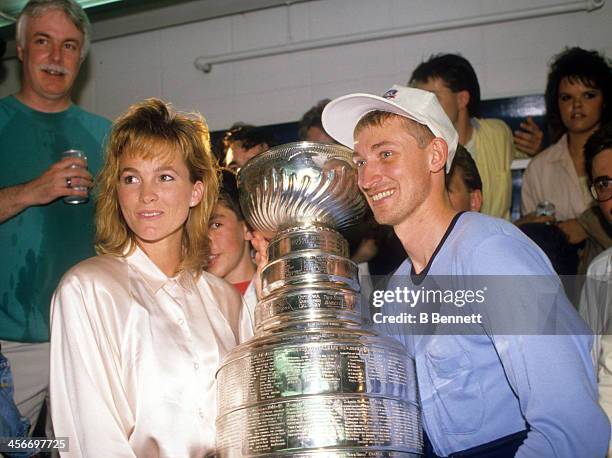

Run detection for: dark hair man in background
[[298, 98, 335, 143], [222, 124, 276, 171], [409, 53, 514, 220], [446, 144, 483, 213]]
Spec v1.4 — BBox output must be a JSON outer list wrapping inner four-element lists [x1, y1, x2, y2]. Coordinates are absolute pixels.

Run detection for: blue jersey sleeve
[[470, 234, 610, 457]]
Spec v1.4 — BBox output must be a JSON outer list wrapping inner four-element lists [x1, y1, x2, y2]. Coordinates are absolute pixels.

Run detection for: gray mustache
[[39, 64, 71, 76]]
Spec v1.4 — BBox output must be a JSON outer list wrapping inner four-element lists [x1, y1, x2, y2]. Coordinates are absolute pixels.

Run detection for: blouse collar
[[126, 244, 194, 294]]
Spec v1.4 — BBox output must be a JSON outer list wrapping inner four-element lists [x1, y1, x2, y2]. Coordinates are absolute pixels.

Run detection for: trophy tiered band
[[215, 142, 423, 457]]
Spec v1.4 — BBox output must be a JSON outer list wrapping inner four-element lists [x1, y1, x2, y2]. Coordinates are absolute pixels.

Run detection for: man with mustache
[[0, 0, 110, 435]]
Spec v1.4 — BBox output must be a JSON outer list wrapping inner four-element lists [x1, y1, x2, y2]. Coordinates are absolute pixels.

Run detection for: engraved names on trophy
[[262, 254, 359, 295], [217, 397, 421, 455], [268, 228, 349, 260], [256, 289, 359, 322], [218, 343, 414, 408]]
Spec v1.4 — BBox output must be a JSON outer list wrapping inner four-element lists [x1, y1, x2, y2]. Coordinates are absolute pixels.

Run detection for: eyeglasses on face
[[590, 177, 612, 202]]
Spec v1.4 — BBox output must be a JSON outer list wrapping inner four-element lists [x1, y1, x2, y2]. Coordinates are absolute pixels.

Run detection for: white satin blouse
[[49, 246, 241, 457]]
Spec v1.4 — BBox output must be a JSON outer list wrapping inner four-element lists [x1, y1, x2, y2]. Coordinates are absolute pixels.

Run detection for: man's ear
[[456, 89, 470, 112], [428, 138, 449, 173], [469, 189, 483, 213], [243, 222, 254, 241], [16, 45, 24, 62]]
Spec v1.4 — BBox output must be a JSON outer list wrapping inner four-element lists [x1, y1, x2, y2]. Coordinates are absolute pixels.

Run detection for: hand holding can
[[62, 149, 89, 205], [535, 201, 556, 218]]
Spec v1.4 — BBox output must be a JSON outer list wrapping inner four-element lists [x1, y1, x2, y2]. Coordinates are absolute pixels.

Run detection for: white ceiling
[[0, 0, 312, 56], [90, 0, 310, 42]]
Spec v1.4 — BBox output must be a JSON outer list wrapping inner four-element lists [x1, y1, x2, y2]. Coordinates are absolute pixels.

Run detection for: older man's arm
[[0, 156, 92, 223]]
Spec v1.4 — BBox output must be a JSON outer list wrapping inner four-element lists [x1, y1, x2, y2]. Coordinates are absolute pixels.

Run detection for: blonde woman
[[49, 99, 241, 457]]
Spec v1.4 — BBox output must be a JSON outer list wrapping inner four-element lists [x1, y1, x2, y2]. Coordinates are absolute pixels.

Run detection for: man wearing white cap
[[322, 85, 609, 457]]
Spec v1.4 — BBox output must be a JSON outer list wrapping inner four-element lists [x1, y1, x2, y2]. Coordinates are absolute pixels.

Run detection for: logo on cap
[[382, 89, 398, 99]]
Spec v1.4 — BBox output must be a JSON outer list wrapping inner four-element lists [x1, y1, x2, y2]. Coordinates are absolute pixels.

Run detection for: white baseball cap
[[321, 84, 458, 172]]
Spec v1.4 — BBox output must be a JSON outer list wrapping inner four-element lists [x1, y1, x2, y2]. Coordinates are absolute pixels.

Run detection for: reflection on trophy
[[215, 142, 423, 457]]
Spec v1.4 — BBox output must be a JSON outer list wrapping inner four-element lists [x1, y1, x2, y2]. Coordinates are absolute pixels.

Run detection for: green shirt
[[0, 95, 111, 342]]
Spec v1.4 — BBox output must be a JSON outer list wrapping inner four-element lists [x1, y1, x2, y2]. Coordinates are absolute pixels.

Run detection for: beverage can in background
[[535, 201, 555, 217]]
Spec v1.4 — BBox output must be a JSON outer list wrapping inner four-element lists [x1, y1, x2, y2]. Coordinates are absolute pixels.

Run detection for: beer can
[[62, 149, 88, 205]]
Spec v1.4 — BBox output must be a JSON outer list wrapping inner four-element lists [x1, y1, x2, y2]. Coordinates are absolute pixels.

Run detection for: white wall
[[1, 0, 611, 131]]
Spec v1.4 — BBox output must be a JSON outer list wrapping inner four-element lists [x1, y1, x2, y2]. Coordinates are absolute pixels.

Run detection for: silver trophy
[[215, 142, 422, 457]]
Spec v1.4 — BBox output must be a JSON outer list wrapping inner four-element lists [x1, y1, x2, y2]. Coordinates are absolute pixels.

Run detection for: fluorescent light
[[0, 0, 122, 29]]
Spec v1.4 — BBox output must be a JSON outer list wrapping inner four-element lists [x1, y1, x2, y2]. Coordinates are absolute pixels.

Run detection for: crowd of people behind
[[1, 0, 612, 457], [217, 48, 612, 280]]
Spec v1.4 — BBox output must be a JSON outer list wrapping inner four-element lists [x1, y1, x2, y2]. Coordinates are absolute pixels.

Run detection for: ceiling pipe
[[195, 0, 605, 73]]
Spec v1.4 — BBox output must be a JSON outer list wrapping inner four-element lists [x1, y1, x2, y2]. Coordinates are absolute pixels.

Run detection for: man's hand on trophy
[[251, 230, 270, 300]]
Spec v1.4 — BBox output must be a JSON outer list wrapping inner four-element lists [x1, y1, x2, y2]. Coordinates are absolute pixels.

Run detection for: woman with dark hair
[[544, 48, 612, 143], [49, 99, 241, 457], [520, 47, 612, 271]]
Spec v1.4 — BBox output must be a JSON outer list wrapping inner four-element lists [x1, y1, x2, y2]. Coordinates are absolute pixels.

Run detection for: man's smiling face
[[17, 8, 83, 106], [353, 115, 432, 227]]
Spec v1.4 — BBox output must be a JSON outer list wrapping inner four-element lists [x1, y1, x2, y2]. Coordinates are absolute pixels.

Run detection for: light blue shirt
[[374, 212, 609, 457]]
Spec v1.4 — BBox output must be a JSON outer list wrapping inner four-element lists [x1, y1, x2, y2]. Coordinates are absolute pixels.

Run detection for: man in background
[[0, 0, 111, 433], [579, 123, 612, 456], [446, 144, 483, 213], [298, 99, 335, 143], [409, 53, 514, 219], [222, 124, 275, 171]]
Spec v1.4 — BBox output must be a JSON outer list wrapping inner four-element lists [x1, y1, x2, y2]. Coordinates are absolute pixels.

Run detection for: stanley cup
[[215, 142, 422, 457]]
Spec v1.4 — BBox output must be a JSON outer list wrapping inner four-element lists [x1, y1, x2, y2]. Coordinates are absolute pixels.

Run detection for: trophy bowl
[[237, 141, 367, 234], [216, 142, 422, 457]]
